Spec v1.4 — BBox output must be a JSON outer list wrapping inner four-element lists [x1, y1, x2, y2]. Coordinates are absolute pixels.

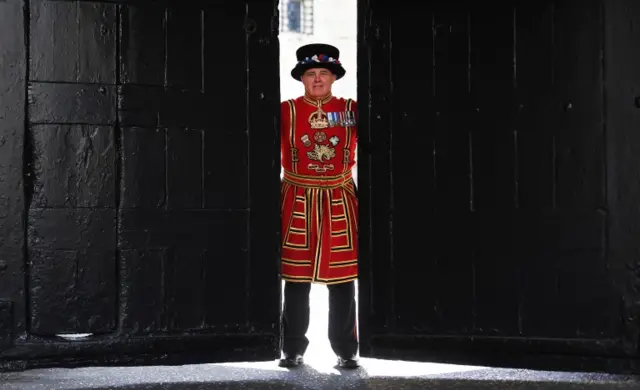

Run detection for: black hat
[[290, 43, 346, 81]]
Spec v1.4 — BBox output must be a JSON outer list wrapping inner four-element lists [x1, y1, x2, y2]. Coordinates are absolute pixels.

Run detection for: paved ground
[[2, 284, 640, 389], [2, 356, 639, 389]]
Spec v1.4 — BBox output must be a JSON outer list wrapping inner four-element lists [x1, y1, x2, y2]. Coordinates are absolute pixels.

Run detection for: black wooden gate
[[0, 0, 281, 370], [357, 0, 640, 373]]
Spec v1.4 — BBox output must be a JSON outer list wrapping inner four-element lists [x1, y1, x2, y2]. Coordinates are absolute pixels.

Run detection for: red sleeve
[[351, 99, 358, 140], [280, 101, 290, 159]]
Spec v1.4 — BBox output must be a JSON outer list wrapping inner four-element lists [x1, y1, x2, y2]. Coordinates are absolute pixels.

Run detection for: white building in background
[[278, 0, 357, 101], [278, 0, 358, 182]]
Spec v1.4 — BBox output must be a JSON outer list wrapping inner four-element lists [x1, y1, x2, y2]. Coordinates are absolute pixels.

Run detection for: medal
[[326, 111, 356, 127], [328, 112, 338, 127]]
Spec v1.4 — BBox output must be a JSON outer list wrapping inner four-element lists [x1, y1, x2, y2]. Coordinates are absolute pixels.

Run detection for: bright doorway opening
[[277, 0, 359, 364]]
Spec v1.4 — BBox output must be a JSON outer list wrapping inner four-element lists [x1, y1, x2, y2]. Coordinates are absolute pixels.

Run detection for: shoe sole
[[278, 359, 304, 368], [337, 360, 360, 369]]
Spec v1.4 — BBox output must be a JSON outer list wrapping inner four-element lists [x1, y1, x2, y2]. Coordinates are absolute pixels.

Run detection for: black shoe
[[337, 356, 360, 369], [278, 354, 304, 368]]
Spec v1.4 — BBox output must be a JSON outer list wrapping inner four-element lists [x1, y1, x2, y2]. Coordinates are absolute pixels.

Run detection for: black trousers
[[280, 280, 358, 358]]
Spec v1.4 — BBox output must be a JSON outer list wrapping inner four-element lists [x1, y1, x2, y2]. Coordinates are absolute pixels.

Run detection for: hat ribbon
[[297, 54, 341, 65]]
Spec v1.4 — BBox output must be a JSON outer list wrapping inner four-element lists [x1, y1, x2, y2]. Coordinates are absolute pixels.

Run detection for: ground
[[1, 285, 639, 389]]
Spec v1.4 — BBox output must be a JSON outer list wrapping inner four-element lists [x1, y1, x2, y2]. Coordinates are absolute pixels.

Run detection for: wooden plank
[[604, 0, 640, 352], [468, 4, 519, 336], [388, 6, 439, 333], [0, 0, 26, 344]]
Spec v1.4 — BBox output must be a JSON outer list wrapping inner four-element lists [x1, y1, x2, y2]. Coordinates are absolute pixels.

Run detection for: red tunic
[[280, 94, 359, 285]]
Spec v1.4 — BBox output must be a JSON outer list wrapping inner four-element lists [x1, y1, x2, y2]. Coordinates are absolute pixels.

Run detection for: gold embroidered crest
[[308, 108, 329, 129], [307, 143, 336, 162]]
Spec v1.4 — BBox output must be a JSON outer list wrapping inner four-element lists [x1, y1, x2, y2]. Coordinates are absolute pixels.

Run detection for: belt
[[282, 171, 352, 189]]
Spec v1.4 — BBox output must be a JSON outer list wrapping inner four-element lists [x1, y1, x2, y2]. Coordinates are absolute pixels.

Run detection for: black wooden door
[[0, 0, 281, 370], [357, 0, 640, 373]]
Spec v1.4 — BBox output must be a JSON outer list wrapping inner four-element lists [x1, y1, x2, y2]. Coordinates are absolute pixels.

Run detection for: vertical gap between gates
[[278, 0, 358, 362]]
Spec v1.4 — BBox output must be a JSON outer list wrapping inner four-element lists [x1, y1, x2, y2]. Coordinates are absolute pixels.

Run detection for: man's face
[[301, 67, 336, 98]]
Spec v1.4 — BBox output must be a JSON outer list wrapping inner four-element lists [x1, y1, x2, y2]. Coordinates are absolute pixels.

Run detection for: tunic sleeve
[[350, 99, 359, 140], [280, 101, 290, 163]]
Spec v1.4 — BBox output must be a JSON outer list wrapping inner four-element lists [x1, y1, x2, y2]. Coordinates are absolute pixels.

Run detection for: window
[[280, 0, 314, 35], [287, 0, 302, 32]]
